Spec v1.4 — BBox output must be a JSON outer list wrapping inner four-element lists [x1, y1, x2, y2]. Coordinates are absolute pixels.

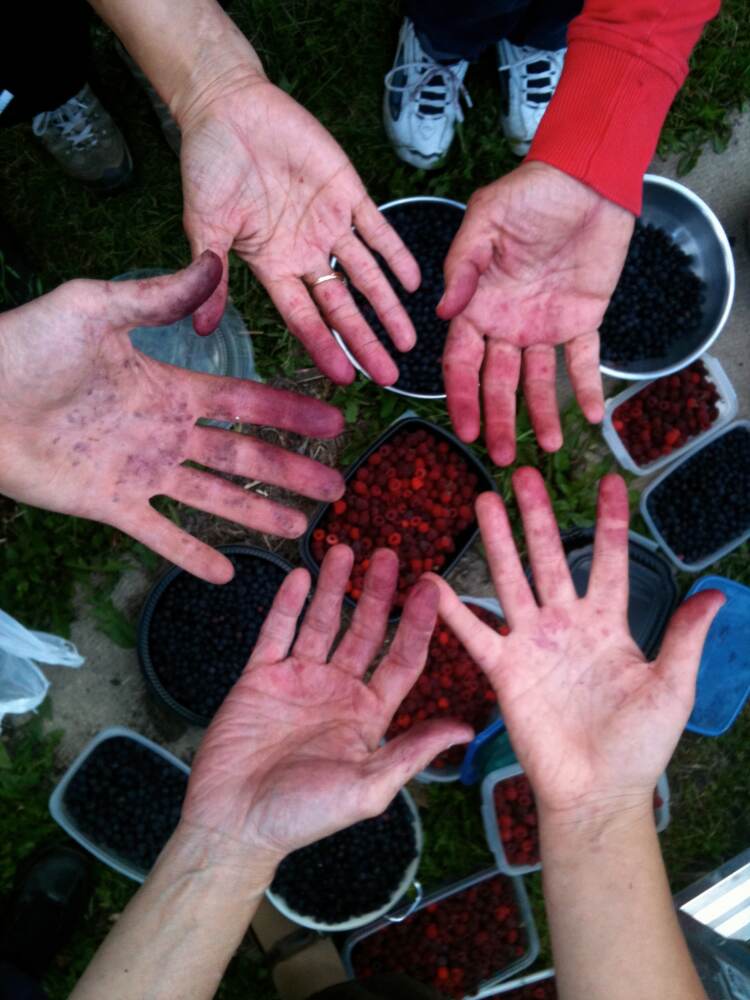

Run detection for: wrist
[[538, 791, 655, 857]]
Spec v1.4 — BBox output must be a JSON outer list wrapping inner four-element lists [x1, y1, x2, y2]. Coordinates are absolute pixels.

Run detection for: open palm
[[0, 254, 344, 584], [440, 163, 634, 466], [432, 469, 722, 820], [183, 546, 470, 858]]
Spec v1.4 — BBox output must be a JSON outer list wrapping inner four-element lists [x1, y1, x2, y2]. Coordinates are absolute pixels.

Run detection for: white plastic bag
[[0, 609, 84, 724]]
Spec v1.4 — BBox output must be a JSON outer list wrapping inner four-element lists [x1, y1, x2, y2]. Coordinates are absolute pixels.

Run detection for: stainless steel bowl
[[331, 195, 465, 400], [600, 174, 735, 380]]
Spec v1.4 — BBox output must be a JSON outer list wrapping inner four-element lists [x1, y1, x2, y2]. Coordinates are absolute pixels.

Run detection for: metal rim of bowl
[[330, 195, 466, 401], [599, 174, 736, 381]]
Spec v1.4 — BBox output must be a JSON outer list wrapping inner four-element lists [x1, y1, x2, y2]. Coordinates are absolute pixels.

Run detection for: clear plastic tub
[[481, 765, 670, 877], [602, 354, 737, 477], [342, 867, 540, 999], [488, 968, 556, 997], [640, 420, 750, 572], [48, 726, 190, 883]]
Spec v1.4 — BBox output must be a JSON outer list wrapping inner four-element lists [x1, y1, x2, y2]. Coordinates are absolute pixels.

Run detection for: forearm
[[87, 0, 267, 125], [540, 803, 706, 1000], [71, 824, 277, 1000]]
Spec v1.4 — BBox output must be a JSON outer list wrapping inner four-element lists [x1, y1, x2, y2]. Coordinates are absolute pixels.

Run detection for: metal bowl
[[600, 174, 735, 380], [331, 195, 465, 400]]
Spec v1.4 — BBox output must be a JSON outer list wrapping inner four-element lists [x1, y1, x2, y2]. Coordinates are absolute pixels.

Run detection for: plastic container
[[300, 416, 497, 622], [482, 765, 670, 877], [488, 968, 556, 997], [601, 354, 737, 477], [49, 726, 190, 883], [640, 420, 750, 573], [685, 576, 750, 737], [137, 544, 294, 727], [342, 867, 540, 999], [266, 788, 423, 932]]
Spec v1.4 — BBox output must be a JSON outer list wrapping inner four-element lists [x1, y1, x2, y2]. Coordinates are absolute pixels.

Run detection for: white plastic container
[[48, 726, 190, 884], [487, 967, 556, 996], [640, 420, 750, 572], [602, 354, 737, 477]]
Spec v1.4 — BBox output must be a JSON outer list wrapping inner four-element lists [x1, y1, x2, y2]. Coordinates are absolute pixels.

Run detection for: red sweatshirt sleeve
[[525, 0, 720, 215]]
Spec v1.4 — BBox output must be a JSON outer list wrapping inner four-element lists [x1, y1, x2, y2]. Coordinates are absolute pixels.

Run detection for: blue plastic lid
[[685, 575, 750, 737]]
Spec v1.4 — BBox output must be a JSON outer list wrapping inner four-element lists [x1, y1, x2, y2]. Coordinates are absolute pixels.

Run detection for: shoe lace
[[32, 96, 98, 148], [498, 50, 563, 104], [384, 61, 472, 122]]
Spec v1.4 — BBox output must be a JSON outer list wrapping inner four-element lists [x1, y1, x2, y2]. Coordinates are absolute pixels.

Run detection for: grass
[[0, 0, 749, 995]]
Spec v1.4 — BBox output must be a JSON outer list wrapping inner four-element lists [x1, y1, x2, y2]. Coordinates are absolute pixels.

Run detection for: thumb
[[656, 589, 725, 694], [437, 216, 491, 320], [185, 223, 233, 336]]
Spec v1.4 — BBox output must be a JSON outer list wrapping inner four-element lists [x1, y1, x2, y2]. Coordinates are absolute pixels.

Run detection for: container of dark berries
[[387, 596, 505, 784], [602, 355, 737, 476], [342, 867, 539, 999], [599, 175, 734, 380], [640, 421, 750, 572], [137, 545, 293, 727], [266, 789, 422, 932], [332, 196, 465, 399], [301, 417, 496, 620], [490, 968, 557, 998], [481, 764, 670, 878], [49, 726, 189, 883]]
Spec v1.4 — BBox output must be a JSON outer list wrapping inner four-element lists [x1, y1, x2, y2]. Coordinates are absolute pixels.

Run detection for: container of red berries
[[301, 417, 495, 620], [386, 596, 505, 784], [342, 867, 540, 999], [332, 196, 466, 399], [602, 355, 737, 476], [482, 764, 671, 877], [490, 968, 557, 998]]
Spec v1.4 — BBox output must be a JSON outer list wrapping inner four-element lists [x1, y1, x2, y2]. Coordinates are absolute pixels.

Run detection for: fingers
[[523, 345, 562, 453], [188, 426, 343, 503], [106, 251, 223, 330], [472, 493, 537, 625], [249, 568, 312, 666], [267, 277, 356, 385], [588, 474, 630, 613], [428, 575, 504, 679], [565, 331, 604, 424], [353, 198, 420, 294], [484, 340, 522, 466], [115, 504, 235, 584], [512, 467, 576, 606], [166, 466, 307, 538], [656, 589, 725, 696], [368, 578, 439, 717], [443, 318, 484, 443], [193, 375, 345, 440], [292, 545, 353, 662], [331, 549, 399, 677], [333, 228, 416, 351]]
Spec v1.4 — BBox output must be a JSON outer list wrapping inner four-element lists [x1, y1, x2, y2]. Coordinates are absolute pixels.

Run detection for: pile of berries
[[270, 794, 417, 925], [64, 737, 187, 874], [347, 201, 463, 395], [351, 873, 527, 999], [494, 774, 540, 869], [500, 978, 557, 999], [600, 222, 705, 364], [386, 607, 506, 771], [646, 425, 750, 564], [612, 360, 720, 467], [147, 552, 288, 723], [310, 424, 485, 609]]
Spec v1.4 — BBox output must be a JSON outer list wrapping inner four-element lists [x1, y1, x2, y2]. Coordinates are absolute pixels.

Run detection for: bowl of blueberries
[[599, 174, 735, 380], [332, 195, 465, 400]]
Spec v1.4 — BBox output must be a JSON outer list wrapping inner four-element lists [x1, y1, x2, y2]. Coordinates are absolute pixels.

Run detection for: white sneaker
[[384, 18, 471, 169], [497, 40, 566, 156]]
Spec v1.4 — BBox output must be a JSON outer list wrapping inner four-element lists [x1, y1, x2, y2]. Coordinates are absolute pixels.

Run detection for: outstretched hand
[[0, 254, 344, 583], [183, 545, 471, 861], [439, 162, 634, 465], [430, 468, 722, 824]]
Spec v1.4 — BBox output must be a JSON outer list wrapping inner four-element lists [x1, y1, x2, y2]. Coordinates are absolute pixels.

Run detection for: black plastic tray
[[299, 417, 497, 622], [137, 544, 295, 727]]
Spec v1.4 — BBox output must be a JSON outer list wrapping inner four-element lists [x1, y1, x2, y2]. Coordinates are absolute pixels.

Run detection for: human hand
[[430, 468, 722, 824], [0, 253, 344, 584], [182, 545, 471, 863], [178, 77, 420, 386], [439, 162, 635, 465]]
